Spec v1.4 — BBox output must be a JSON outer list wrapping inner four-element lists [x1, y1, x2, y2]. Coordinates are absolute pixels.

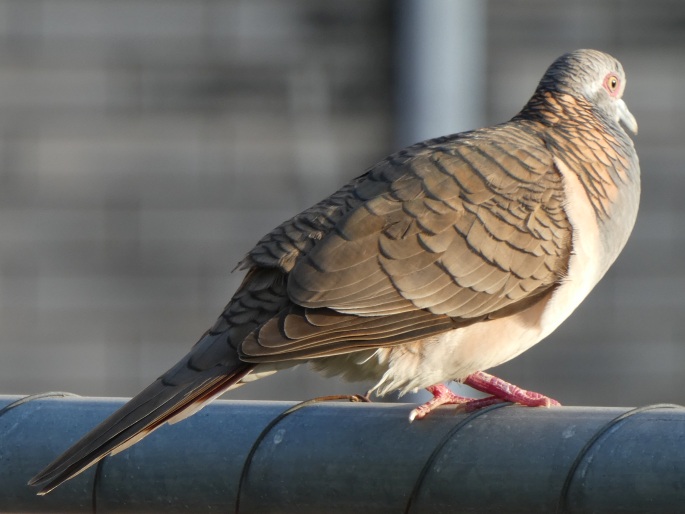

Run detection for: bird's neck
[[516, 91, 594, 129], [516, 91, 639, 227]]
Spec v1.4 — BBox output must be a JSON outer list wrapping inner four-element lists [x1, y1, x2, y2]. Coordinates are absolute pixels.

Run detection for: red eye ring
[[604, 74, 620, 96]]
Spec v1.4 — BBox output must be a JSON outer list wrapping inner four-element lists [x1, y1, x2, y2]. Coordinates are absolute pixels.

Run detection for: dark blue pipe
[[1, 394, 684, 513]]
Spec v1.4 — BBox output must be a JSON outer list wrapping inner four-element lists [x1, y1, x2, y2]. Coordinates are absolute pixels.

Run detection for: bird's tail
[[28, 331, 254, 495]]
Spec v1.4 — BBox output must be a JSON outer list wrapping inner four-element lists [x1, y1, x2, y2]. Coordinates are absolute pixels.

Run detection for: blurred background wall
[[0, 1, 683, 407]]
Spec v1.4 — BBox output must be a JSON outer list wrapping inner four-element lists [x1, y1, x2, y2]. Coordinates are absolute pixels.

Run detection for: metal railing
[[1, 393, 684, 513]]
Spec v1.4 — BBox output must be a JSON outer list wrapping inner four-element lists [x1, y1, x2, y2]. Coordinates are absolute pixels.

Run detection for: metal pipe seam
[[1, 394, 684, 513]]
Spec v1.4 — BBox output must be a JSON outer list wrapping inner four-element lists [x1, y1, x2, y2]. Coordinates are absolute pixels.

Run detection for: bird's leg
[[408, 372, 560, 421], [409, 383, 472, 421], [462, 371, 561, 409]]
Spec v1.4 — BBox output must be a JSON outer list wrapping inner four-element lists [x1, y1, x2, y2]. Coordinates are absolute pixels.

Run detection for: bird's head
[[536, 49, 638, 136]]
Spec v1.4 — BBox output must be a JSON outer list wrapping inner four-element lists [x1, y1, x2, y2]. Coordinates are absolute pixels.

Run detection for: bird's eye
[[604, 74, 620, 95]]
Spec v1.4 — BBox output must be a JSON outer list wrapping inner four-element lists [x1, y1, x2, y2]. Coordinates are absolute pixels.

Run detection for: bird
[[30, 48, 639, 494]]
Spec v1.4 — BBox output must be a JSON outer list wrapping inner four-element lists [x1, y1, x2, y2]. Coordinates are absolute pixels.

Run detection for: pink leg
[[409, 384, 472, 421], [409, 373, 560, 420], [463, 371, 561, 408]]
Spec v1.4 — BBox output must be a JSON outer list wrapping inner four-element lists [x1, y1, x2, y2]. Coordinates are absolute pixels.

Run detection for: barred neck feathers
[[519, 94, 631, 223]]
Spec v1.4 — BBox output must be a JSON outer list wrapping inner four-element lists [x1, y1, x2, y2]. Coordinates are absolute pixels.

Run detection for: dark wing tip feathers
[[28, 363, 252, 494]]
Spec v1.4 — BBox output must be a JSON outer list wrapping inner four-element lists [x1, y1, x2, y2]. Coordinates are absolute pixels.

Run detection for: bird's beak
[[616, 99, 638, 136]]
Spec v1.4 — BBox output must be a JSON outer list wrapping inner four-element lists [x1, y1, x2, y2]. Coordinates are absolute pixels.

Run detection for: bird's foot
[[462, 371, 561, 410], [409, 372, 560, 420], [409, 383, 472, 421]]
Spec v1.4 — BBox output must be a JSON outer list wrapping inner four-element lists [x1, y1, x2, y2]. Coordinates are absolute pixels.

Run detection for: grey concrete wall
[[0, 1, 682, 408]]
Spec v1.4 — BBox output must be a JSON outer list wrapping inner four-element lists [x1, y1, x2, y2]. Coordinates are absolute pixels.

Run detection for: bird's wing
[[239, 123, 573, 362]]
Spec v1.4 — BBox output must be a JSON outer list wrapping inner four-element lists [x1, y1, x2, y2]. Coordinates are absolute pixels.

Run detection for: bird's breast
[[536, 157, 608, 341]]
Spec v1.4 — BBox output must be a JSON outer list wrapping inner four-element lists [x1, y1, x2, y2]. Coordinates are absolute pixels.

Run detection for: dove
[[30, 49, 639, 494]]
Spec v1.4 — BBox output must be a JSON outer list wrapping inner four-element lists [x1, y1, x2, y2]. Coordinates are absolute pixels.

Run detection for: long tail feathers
[[28, 363, 253, 495]]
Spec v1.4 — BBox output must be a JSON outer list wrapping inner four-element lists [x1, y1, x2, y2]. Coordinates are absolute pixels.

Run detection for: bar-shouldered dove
[[30, 49, 639, 494]]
